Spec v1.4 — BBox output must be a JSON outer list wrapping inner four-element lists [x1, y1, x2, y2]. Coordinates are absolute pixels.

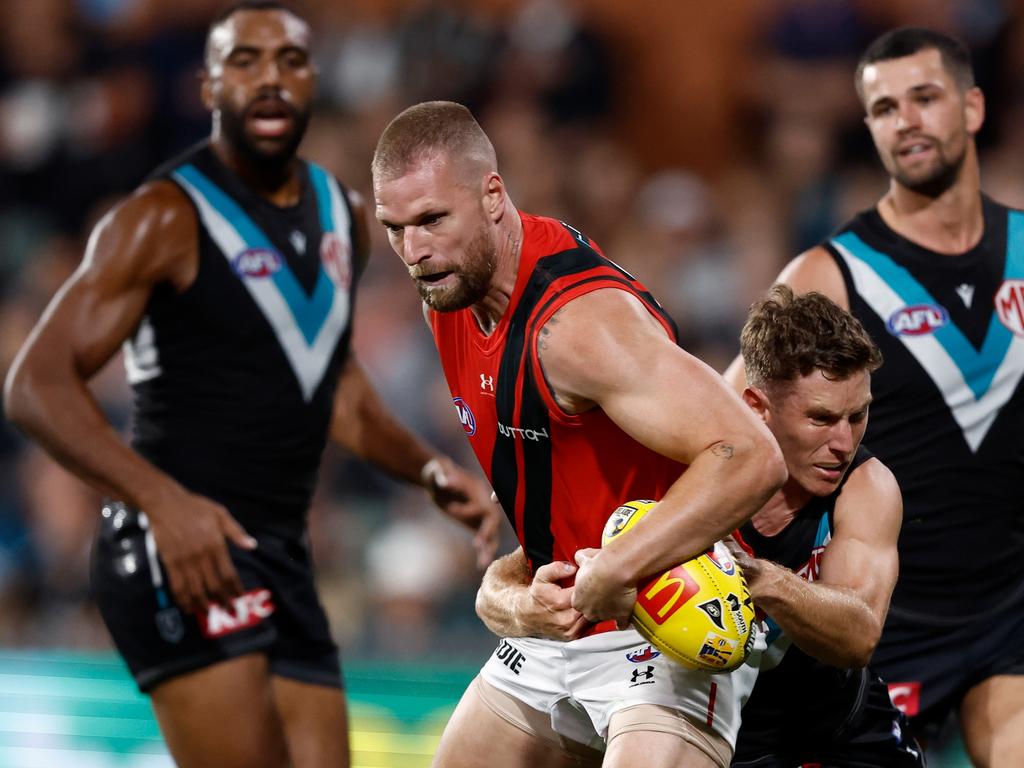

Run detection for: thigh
[[433, 677, 596, 768], [604, 705, 727, 768], [272, 676, 349, 768], [565, 629, 756, 749], [150, 653, 288, 768], [959, 675, 1024, 768]]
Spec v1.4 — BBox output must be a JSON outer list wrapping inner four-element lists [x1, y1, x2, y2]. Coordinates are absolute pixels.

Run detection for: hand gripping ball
[[602, 500, 756, 672]]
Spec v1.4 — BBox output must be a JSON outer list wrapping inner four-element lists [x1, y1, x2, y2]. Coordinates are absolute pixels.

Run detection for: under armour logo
[[480, 374, 494, 391], [630, 665, 655, 686]]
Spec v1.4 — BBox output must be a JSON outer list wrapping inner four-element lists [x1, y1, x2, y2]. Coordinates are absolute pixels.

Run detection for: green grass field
[[0, 651, 972, 767]]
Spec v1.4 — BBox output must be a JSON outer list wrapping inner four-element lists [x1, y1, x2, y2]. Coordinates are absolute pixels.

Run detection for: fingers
[[574, 548, 599, 567], [221, 512, 258, 551], [164, 562, 197, 614], [533, 561, 576, 584], [472, 505, 502, 570]]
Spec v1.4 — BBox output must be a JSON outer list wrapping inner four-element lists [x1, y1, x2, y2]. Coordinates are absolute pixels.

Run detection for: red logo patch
[[887, 681, 921, 716], [198, 588, 275, 638], [637, 566, 700, 625], [995, 279, 1024, 336], [321, 233, 352, 289]]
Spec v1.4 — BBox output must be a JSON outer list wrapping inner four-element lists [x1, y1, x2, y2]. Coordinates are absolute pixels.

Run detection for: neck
[[878, 146, 983, 255], [470, 205, 524, 335], [210, 135, 301, 206], [751, 480, 813, 536]]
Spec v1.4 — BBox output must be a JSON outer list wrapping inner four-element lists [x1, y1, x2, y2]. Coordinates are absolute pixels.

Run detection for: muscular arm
[[734, 459, 901, 667], [475, 547, 587, 640], [4, 182, 255, 612], [539, 288, 787, 624], [723, 247, 850, 392], [5, 182, 196, 506]]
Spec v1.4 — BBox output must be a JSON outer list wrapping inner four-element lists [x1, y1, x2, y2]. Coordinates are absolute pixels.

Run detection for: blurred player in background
[[481, 286, 924, 767], [3, 3, 500, 767], [724, 26, 1024, 764], [371, 100, 785, 768]]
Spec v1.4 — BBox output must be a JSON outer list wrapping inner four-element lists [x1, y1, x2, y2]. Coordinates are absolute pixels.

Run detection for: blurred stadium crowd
[[1, 0, 1023, 676]]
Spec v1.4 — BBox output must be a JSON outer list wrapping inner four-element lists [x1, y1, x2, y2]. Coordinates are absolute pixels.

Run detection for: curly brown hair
[[741, 284, 882, 389]]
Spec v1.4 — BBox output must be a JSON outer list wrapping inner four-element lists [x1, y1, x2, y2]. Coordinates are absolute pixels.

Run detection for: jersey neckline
[[853, 194, 998, 271]]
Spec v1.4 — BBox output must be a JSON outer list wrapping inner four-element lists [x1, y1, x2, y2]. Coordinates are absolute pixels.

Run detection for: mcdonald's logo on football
[[637, 566, 701, 624]]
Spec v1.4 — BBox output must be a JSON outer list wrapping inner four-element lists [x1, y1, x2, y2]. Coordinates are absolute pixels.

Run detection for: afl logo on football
[[704, 542, 736, 576], [233, 248, 282, 278], [886, 304, 949, 336], [453, 397, 476, 436], [995, 279, 1024, 336], [321, 233, 352, 289]]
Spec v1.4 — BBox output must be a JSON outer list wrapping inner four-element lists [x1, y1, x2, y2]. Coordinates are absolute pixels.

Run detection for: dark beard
[[418, 227, 496, 312], [893, 142, 966, 199], [219, 100, 310, 173]]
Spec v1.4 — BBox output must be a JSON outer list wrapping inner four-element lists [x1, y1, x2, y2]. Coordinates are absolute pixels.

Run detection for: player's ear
[[742, 387, 769, 423], [964, 86, 984, 136], [483, 173, 505, 223], [200, 69, 215, 112]]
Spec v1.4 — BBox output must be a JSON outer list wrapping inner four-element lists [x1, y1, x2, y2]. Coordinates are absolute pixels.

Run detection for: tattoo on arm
[[537, 309, 563, 353], [712, 443, 735, 459]]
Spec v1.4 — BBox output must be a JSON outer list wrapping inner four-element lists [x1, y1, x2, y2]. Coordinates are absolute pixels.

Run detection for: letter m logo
[[637, 566, 700, 625]]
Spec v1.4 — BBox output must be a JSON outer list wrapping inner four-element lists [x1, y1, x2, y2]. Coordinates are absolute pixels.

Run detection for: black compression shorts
[[91, 501, 341, 693]]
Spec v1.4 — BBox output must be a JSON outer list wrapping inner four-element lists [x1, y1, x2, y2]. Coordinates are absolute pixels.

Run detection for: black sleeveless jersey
[[825, 196, 1024, 624], [737, 448, 876, 739], [124, 142, 361, 537]]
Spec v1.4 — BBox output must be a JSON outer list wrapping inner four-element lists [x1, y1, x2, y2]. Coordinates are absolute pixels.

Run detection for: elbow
[[831, 616, 882, 669], [3, 361, 34, 433], [737, 427, 788, 494], [757, 434, 786, 493]]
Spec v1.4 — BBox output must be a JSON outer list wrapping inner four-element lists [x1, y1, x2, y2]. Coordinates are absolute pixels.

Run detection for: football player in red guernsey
[[372, 100, 786, 768]]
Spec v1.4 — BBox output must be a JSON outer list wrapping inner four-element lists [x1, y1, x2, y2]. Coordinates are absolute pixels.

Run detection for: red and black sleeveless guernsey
[[430, 214, 686, 584]]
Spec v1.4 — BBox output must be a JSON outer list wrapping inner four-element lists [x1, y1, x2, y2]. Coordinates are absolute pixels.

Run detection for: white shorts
[[479, 626, 761, 751]]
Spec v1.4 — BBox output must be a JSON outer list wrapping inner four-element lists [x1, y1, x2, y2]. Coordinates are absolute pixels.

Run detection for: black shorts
[[732, 671, 925, 768], [871, 589, 1024, 741], [91, 501, 341, 693]]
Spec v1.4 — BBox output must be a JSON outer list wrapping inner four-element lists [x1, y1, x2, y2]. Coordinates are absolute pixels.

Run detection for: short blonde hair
[[371, 101, 497, 183]]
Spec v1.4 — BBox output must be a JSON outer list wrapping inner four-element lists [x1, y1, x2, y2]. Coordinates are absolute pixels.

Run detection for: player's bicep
[[538, 289, 758, 463], [17, 183, 194, 380], [819, 459, 902, 619]]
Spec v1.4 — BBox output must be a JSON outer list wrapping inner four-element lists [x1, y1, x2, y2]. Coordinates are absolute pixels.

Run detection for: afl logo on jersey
[[321, 233, 352, 289], [453, 397, 476, 436], [886, 304, 949, 336], [995, 279, 1024, 336], [233, 248, 283, 278]]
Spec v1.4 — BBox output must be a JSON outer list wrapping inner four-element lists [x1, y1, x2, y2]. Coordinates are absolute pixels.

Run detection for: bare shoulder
[[776, 245, 848, 308], [86, 179, 198, 290], [836, 456, 902, 530], [344, 187, 372, 273], [537, 287, 671, 362], [536, 287, 678, 412]]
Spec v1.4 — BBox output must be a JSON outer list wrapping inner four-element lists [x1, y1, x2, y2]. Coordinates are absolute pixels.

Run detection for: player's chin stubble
[[419, 229, 497, 312]]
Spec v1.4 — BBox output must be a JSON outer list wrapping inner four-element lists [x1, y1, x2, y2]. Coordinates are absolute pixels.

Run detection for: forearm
[[330, 359, 434, 486], [476, 552, 531, 637], [752, 560, 881, 668], [603, 438, 784, 583], [5, 365, 180, 509]]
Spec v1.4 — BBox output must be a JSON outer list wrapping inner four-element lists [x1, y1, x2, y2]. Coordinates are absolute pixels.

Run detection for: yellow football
[[602, 499, 756, 673]]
